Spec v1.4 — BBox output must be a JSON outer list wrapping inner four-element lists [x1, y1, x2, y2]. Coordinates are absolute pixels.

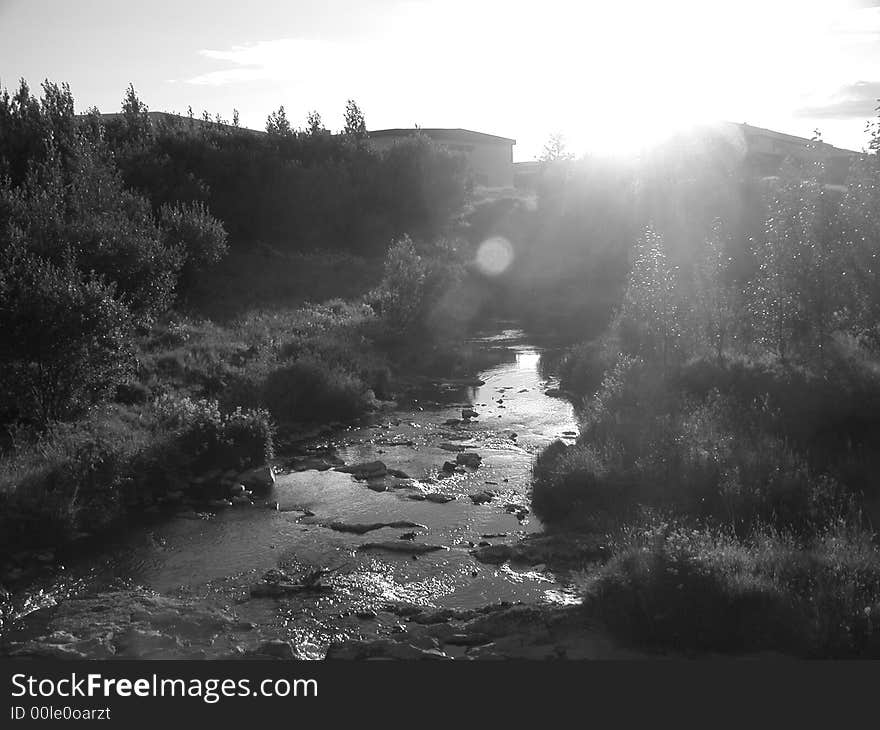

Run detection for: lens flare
[[475, 236, 514, 277]]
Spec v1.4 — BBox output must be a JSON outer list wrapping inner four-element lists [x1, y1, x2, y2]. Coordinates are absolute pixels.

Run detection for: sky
[[2, 0, 880, 160]]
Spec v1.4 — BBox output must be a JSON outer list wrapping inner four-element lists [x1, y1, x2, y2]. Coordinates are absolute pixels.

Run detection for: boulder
[[358, 542, 448, 554], [456, 452, 482, 468], [461, 408, 479, 419], [469, 490, 495, 505], [441, 461, 458, 474], [336, 461, 387, 480], [471, 544, 514, 564], [424, 493, 456, 504], [238, 465, 275, 492], [247, 640, 296, 660]]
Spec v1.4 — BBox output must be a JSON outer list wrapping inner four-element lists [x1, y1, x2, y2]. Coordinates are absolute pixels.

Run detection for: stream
[[0, 326, 588, 659]]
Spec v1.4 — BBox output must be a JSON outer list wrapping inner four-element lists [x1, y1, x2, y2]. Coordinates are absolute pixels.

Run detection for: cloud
[[795, 81, 880, 119], [184, 38, 346, 86]]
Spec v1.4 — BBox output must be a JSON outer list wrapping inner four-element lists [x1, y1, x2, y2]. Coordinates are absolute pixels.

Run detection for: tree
[[539, 132, 574, 162], [0, 243, 134, 425], [619, 226, 682, 370], [692, 220, 737, 362], [306, 110, 324, 136], [343, 99, 367, 139], [159, 201, 228, 292], [120, 83, 151, 144], [266, 105, 292, 136], [747, 172, 842, 365]]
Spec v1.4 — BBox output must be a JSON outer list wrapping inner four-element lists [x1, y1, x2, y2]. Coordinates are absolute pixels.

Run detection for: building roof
[[369, 128, 516, 145], [725, 121, 858, 157]]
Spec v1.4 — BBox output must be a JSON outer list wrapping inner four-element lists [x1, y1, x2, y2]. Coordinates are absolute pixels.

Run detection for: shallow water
[[0, 326, 581, 655]]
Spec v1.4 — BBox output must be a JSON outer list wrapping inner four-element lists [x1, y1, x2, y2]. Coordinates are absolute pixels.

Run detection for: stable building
[[368, 128, 516, 189]]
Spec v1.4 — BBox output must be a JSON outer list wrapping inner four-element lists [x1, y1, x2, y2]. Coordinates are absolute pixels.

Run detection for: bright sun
[[530, 0, 854, 157]]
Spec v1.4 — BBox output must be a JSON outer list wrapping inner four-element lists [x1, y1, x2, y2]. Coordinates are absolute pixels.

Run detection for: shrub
[[583, 519, 880, 657], [153, 393, 274, 472], [0, 407, 154, 550], [0, 245, 135, 425], [261, 356, 376, 424], [368, 235, 465, 335], [158, 200, 228, 292]]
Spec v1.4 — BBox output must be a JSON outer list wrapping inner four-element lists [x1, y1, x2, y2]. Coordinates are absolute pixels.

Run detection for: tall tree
[[343, 99, 367, 139]]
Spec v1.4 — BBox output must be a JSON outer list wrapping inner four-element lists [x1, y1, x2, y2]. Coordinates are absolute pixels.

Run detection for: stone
[[471, 544, 514, 564], [231, 495, 252, 506], [461, 408, 479, 419], [325, 639, 450, 660], [424, 493, 456, 504], [336, 460, 387, 479], [248, 640, 296, 660], [358, 542, 447, 554], [238, 465, 275, 491], [326, 521, 426, 535], [469, 490, 495, 505], [441, 460, 458, 474], [439, 442, 466, 452], [456, 452, 482, 468]]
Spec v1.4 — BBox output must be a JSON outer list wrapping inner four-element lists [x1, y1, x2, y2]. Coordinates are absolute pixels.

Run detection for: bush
[[261, 356, 376, 425], [0, 407, 154, 550], [153, 393, 274, 473], [159, 200, 228, 292], [0, 246, 135, 425], [583, 519, 880, 657], [367, 235, 465, 334]]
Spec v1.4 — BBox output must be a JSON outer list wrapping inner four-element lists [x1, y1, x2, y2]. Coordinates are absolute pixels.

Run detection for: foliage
[[0, 245, 135, 425], [158, 200, 228, 292]]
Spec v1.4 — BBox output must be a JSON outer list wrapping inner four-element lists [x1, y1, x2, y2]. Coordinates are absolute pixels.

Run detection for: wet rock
[[247, 640, 296, 660], [544, 388, 562, 397], [238, 465, 275, 492], [444, 418, 462, 426], [207, 499, 232, 509], [461, 408, 479, 419], [326, 521, 426, 535], [231, 495, 252, 506], [471, 544, 514, 564], [407, 493, 427, 501], [9, 590, 249, 659], [441, 461, 458, 474], [424, 493, 456, 504], [366, 481, 388, 492], [411, 608, 455, 624], [356, 610, 378, 620], [387, 468, 411, 479], [229, 484, 246, 496], [444, 633, 492, 646], [291, 457, 335, 472], [469, 490, 495, 505], [336, 460, 387, 479], [250, 581, 332, 598], [325, 639, 450, 660], [439, 442, 466, 452], [456, 452, 482, 468], [358, 542, 448, 554], [399, 532, 417, 541]]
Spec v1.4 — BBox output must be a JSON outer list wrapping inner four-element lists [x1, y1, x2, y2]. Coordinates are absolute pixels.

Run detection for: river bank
[[0, 326, 641, 660]]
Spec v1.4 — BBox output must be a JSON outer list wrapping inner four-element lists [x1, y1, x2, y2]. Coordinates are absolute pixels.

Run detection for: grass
[[582, 518, 880, 657], [532, 331, 880, 657]]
